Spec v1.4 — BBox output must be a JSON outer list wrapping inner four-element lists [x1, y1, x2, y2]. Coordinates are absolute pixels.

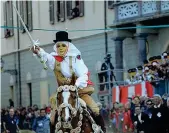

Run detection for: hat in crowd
[[137, 65, 143, 70], [53, 31, 72, 43], [155, 55, 162, 63], [149, 56, 156, 63], [143, 60, 149, 65], [104, 53, 112, 59], [128, 68, 137, 78], [128, 68, 136, 73]]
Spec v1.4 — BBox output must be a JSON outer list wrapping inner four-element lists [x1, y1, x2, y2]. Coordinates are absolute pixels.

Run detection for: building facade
[[1, 1, 169, 108], [1, 1, 116, 108]]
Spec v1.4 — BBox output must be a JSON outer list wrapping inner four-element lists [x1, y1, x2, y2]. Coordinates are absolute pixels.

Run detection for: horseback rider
[[31, 31, 106, 132]]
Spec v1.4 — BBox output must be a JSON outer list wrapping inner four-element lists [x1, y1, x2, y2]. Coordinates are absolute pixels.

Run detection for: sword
[[12, 3, 48, 70]]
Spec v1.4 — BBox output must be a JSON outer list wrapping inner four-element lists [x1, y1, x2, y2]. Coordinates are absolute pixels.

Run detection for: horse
[[50, 85, 104, 133]]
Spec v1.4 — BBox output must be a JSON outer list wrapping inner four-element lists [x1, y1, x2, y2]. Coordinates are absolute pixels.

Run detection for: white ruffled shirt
[[39, 48, 88, 88]]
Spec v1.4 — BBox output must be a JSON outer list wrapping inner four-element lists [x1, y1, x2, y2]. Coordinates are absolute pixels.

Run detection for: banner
[[112, 81, 154, 104]]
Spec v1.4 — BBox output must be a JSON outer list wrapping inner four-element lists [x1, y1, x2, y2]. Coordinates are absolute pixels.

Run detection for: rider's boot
[[95, 114, 106, 133]]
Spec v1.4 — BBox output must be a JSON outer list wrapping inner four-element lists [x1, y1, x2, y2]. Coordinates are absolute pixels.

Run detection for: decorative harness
[[55, 85, 103, 133]]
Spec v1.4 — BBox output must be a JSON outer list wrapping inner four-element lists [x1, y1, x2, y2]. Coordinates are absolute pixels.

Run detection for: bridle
[[55, 85, 104, 133], [55, 85, 84, 133]]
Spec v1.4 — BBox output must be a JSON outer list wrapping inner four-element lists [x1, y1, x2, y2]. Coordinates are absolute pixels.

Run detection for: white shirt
[[39, 48, 88, 88]]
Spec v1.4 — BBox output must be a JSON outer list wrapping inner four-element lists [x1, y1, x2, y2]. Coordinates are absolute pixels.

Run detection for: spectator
[[71, 5, 80, 18], [101, 53, 115, 89], [144, 99, 153, 118], [18, 108, 26, 129], [32, 108, 50, 133], [133, 106, 150, 133], [46, 107, 51, 119], [3, 108, 19, 133], [150, 94, 168, 133], [131, 96, 141, 122], [115, 103, 124, 133], [123, 102, 133, 133]]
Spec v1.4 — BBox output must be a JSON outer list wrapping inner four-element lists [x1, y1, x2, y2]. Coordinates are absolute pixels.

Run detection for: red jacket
[[123, 110, 133, 132]]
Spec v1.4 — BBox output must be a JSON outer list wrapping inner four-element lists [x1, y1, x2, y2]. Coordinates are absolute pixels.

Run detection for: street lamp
[[0, 58, 17, 75]]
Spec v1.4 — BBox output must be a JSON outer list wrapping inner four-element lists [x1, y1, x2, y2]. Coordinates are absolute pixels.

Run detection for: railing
[[114, 1, 169, 22], [96, 69, 127, 106], [96, 68, 169, 106]]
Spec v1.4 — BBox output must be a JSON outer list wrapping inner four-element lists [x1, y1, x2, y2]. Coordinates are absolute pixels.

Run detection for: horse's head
[[56, 85, 79, 123]]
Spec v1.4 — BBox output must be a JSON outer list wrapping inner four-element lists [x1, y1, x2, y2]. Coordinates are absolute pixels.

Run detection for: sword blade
[[12, 2, 35, 45]]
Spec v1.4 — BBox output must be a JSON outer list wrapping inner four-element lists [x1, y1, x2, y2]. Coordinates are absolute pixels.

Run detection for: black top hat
[[104, 53, 112, 59], [53, 31, 71, 43]]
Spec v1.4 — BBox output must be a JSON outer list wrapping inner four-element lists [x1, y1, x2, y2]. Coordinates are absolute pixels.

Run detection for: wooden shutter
[[3, 2, 7, 37], [4, 1, 14, 37], [19, 1, 24, 32], [79, 1, 84, 17], [9, 1, 14, 35], [60, 1, 65, 22], [28, 1, 33, 31], [67, 1, 72, 19], [49, 1, 55, 24]]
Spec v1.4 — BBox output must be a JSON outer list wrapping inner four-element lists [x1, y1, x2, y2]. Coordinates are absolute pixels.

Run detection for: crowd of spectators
[[1, 104, 51, 133], [126, 52, 169, 85], [106, 93, 169, 133]]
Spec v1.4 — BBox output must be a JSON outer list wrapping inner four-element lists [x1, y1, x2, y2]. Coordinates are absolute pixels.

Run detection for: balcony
[[110, 1, 169, 27]]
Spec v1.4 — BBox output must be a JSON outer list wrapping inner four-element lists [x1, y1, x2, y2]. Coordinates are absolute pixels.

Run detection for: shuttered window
[[67, 1, 85, 20], [60, 1, 65, 22], [4, 1, 14, 38], [19, 1, 33, 33], [28, 1, 33, 31], [67, 1, 73, 19], [49, 1, 55, 24], [79, 1, 84, 17]]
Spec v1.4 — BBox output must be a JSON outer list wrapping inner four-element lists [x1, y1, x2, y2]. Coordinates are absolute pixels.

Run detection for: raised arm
[[31, 46, 55, 70]]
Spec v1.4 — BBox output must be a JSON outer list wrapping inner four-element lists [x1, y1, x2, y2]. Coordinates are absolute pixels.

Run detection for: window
[[10, 86, 14, 101], [49, 1, 54, 24], [67, 1, 84, 20], [20, 1, 33, 33], [49, 1, 65, 23], [57, 1, 65, 22], [27, 83, 32, 106], [4, 1, 14, 38]]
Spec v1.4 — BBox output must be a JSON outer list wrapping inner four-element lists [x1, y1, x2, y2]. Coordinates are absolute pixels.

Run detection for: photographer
[[101, 53, 115, 89]]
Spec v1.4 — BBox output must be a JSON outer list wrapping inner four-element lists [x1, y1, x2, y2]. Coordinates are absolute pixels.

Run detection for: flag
[[112, 86, 120, 103]]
